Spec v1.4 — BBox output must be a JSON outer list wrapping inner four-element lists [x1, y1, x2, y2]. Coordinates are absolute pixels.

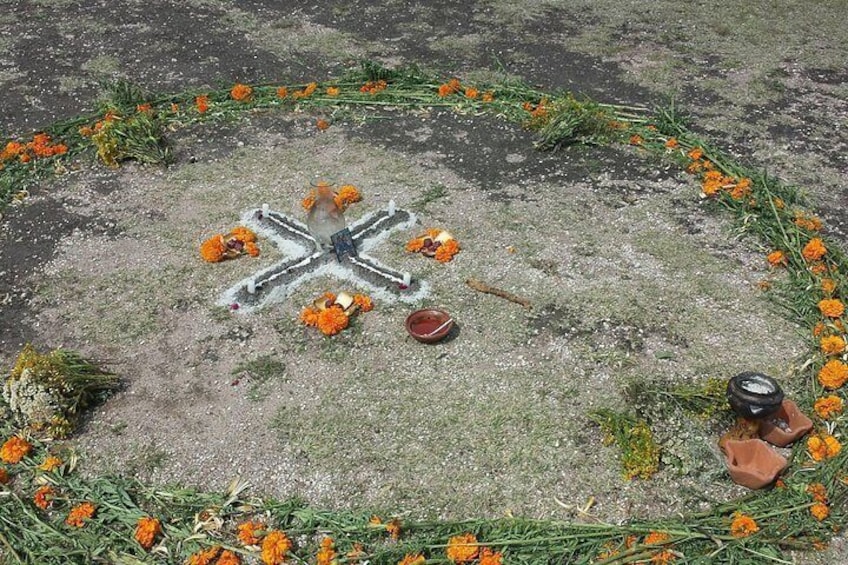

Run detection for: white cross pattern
[[220, 202, 429, 312]]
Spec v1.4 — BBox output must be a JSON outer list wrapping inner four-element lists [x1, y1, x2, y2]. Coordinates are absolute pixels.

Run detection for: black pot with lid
[[726, 372, 784, 420]]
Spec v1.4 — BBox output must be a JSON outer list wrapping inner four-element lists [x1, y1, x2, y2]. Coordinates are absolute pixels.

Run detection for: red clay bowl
[[405, 308, 454, 344]]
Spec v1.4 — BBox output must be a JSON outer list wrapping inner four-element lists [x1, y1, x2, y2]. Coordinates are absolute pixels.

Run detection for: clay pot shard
[[758, 399, 813, 447], [723, 438, 788, 490]]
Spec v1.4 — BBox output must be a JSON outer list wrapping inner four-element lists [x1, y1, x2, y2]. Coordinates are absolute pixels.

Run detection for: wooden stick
[[466, 278, 532, 309]]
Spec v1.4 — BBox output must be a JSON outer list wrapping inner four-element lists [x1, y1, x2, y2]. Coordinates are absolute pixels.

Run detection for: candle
[[387, 199, 396, 217], [262, 203, 270, 216], [402, 272, 411, 287], [247, 280, 256, 294]]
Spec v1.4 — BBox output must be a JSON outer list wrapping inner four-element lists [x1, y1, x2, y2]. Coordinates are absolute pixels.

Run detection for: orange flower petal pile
[[200, 226, 260, 263]]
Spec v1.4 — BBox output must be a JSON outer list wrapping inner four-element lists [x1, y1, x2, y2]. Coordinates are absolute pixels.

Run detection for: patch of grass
[[589, 408, 661, 480], [232, 355, 287, 402], [411, 183, 448, 211]]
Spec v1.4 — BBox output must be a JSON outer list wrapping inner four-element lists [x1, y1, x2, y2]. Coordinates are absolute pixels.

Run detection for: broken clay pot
[[723, 438, 788, 490], [758, 399, 813, 447]]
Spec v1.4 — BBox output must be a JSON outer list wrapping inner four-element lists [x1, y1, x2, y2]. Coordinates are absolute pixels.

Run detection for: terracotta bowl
[[405, 308, 454, 344], [723, 438, 788, 490], [759, 399, 814, 447]]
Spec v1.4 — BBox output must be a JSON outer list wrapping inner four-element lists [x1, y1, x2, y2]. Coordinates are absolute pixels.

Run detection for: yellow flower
[[810, 502, 830, 521], [818, 359, 848, 389], [806, 483, 828, 503], [65, 502, 96, 527], [814, 395, 844, 419], [482, 91, 494, 102], [802, 238, 827, 262], [326, 86, 340, 96], [808, 433, 841, 461], [38, 455, 62, 472], [729, 513, 759, 538], [821, 335, 846, 356], [134, 516, 162, 550], [261, 530, 293, 565], [1, 436, 32, 464], [386, 518, 401, 540], [819, 299, 845, 318], [822, 278, 837, 295], [446, 533, 479, 563]]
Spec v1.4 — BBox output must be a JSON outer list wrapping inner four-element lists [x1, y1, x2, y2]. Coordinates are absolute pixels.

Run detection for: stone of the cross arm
[[220, 202, 429, 312]]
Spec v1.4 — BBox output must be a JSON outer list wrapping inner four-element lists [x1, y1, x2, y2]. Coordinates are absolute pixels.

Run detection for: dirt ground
[[1, 0, 847, 560]]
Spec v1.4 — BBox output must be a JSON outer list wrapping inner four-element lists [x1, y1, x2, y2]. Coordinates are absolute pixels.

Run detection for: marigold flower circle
[[1, 436, 32, 464], [814, 395, 844, 419], [134, 516, 162, 550], [446, 533, 479, 563], [261, 530, 293, 565], [819, 299, 845, 318], [818, 359, 848, 389], [729, 512, 759, 538]]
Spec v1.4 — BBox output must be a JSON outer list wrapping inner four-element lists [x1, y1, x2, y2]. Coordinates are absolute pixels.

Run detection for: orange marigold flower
[[277, 87, 288, 98], [79, 126, 94, 137], [237, 519, 265, 546], [39, 456, 62, 472], [360, 80, 388, 94], [664, 137, 679, 148], [217, 550, 242, 565], [446, 533, 479, 563], [630, 134, 643, 145], [729, 513, 759, 538], [811, 502, 830, 521], [316, 118, 330, 131], [819, 299, 845, 318], [730, 178, 751, 200], [302, 191, 316, 211], [317, 537, 336, 565], [482, 91, 494, 102], [818, 359, 848, 389], [406, 237, 425, 252], [767, 250, 787, 267], [821, 336, 846, 356], [353, 294, 373, 313], [808, 433, 841, 461], [19, 152, 31, 163], [478, 547, 503, 565], [334, 185, 361, 210], [229, 226, 256, 243], [795, 213, 823, 232], [644, 532, 671, 545], [200, 234, 227, 263], [806, 483, 828, 503], [136, 103, 152, 113], [386, 518, 401, 540], [397, 554, 425, 565], [464, 87, 478, 99], [135, 516, 162, 550], [810, 262, 828, 275], [231, 83, 253, 102], [34, 485, 55, 510], [773, 197, 785, 209], [687, 147, 704, 161], [244, 241, 260, 257], [300, 307, 319, 327], [802, 238, 827, 262], [369, 515, 383, 526], [435, 239, 460, 263], [304, 82, 318, 96], [0, 467, 9, 484], [316, 305, 349, 336], [326, 86, 340, 97], [170, 103, 179, 113], [196, 95, 209, 114], [65, 502, 96, 527], [347, 543, 365, 561], [814, 396, 844, 419], [822, 278, 837, 295], [261, 530, 293, 565], [438, 83, 454, 97], [187, 545, 222, 565], [1, 436, 32, 464]]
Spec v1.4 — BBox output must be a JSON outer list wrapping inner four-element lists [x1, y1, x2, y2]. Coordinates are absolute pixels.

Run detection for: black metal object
[[726, 372, 784, 419]]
